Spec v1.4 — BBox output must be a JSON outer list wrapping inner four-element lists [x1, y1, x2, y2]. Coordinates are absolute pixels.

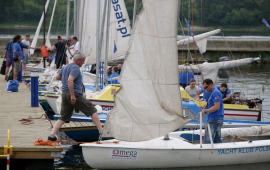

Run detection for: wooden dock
[[0, 64, 62, 168]]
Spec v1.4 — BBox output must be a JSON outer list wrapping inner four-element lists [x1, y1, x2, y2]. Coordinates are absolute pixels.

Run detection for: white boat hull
[[81, 132, 270, 169], [225, 109, 259, 121]]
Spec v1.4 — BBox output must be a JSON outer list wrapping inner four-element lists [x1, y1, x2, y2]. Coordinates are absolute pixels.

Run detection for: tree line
[[0, 0, 269, 28]]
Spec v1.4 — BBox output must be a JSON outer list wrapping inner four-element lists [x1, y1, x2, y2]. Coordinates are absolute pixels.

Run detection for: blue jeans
[[204, 119, 223, 144]]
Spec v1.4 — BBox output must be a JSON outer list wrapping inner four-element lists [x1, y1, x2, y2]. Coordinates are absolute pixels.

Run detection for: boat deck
[[58, 121, 104, 131], [0, 73, 62, 160]]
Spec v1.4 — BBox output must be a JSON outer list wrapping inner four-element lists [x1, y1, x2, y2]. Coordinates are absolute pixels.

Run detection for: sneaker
[[48, 136, 57, 141]]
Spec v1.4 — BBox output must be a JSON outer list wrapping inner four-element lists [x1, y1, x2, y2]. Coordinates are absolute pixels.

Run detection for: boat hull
[[46, 95, 260, 121], [81, 135, 270, 169]]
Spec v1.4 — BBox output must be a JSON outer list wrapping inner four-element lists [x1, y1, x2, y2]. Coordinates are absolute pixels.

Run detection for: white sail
[[30, 0, 50, 55], [45, 0, 57, 48], [178, 58, 254, 82], [103, 0, 190, 142], [82, 0, 131, 65], [177, 29, 221, 54]]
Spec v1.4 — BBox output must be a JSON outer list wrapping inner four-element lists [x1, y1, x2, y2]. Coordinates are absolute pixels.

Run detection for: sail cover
[[103, 0, 190, 142], [178, 58, 254, 82], [82, 0, 131, 65]]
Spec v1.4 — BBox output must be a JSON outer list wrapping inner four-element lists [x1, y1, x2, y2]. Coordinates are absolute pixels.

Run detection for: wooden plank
[[0, 65, 63, 160]]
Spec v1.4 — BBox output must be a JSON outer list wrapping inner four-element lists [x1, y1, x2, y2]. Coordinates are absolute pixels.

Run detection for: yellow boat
[[45, 84, 261, 121]]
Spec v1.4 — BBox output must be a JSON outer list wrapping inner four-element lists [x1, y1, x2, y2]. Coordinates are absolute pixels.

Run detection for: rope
[[34, 138, 119, 147], [19, 114, 50, 125]]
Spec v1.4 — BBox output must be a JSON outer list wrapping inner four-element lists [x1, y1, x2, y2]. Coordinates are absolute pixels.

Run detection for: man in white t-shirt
[[21, 34, 31, 72], [66, 36, 80, 62]]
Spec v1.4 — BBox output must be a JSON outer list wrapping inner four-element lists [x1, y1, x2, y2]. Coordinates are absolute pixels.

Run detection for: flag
[[114, 40, 117, 53], [185, 18, 194, 37], [262, 18, 270, 30]]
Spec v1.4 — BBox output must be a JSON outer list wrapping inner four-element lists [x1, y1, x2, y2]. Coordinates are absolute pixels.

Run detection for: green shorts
[[14, 60, 21, 72], [60, 90, 97, 123]]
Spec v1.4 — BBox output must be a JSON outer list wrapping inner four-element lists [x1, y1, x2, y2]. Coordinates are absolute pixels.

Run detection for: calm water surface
[[0, 27, 268, 37], [55, 63, 270, 170]]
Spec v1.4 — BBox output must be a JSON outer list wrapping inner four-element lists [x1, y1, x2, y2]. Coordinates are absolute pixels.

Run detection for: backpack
[[7, 80, 19, 92], [0, 59, 6, 75]]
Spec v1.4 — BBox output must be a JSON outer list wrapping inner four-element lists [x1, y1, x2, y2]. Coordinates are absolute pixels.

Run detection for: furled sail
[[82, 0, 131, 65], [221, 125, 270, 138], [102, 0, 190, 142], [177, 29, 221, 54], [30, 0, 50, 55], [178, 58, 254, 82]]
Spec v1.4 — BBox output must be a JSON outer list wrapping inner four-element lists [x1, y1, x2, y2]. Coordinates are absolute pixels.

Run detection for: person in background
[[48, 52, 102, 141], [12, 35, 23, 80], [47, 36, 68, 69], [4, 35, 35, 81], [117, 63, 122, 75], [216, 83, 232, 104], [90, 63, 96, 74], [107, 66, 112, 76], [201, 78, 224, 144], [21, 34, 31, 72], [66, 36, 80, 62], [185, 78, 201, 100], [108, 66, 119, 84]]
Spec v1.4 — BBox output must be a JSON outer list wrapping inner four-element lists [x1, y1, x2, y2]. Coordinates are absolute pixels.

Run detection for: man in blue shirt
[[12, 35, 24, 81], [216, 83, 232, 104], [5, 35, 36, 80], [201, 79, 224, 144], [108, 67, 119, 84], [179, 62, 194, 89], [4, 35, 35, 81], [48, 52, 103, 141]]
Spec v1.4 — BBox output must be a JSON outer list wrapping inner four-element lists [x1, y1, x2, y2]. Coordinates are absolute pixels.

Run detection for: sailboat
[[80, 0, 270, 168]]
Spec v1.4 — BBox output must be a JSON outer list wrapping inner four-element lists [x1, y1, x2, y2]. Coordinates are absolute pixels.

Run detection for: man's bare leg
[[91, 112, 103, 132], [22, 63, 26, 72], [13, 71, 18, 80], [5, 66, 10, 80], [50, 120, 65, 135]]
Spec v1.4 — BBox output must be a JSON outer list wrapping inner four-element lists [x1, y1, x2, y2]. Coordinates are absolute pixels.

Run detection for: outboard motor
[[218, 56, 230, 78]]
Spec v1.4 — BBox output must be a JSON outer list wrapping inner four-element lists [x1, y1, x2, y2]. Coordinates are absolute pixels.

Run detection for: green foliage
[[0, 0, 269, 28], [179, 0, 270, 28]]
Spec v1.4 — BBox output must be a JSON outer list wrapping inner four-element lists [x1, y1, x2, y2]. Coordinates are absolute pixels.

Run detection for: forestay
[[103, 0, 190, 142], [81, 0, 131, 65], [178, 58, 254, 82]]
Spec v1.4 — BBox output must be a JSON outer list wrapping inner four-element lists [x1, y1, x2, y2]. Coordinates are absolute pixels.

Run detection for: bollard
[[31, 71, 39, 107]]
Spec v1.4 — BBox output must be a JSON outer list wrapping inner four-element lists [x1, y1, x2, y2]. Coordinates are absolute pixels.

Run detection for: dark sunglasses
[[204, 85, 209, 90]]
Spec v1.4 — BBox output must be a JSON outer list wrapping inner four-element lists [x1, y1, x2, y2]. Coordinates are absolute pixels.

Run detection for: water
[[0, 27, 268, 37], [54, 63, 270, 170]]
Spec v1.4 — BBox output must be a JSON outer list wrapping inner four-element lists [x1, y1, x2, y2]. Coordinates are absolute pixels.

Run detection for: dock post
[[31, 71, 39, 107]]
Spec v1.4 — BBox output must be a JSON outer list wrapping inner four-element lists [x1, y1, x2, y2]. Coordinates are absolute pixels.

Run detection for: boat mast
[[132, 0, 138, 27], [74, 0, 76, 36], [79, 0, 85, 51], [95, 0, 101, 90], [104, 0, 111, 86], [66, 0, 70, 39], [43, 0, 46, 46]]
